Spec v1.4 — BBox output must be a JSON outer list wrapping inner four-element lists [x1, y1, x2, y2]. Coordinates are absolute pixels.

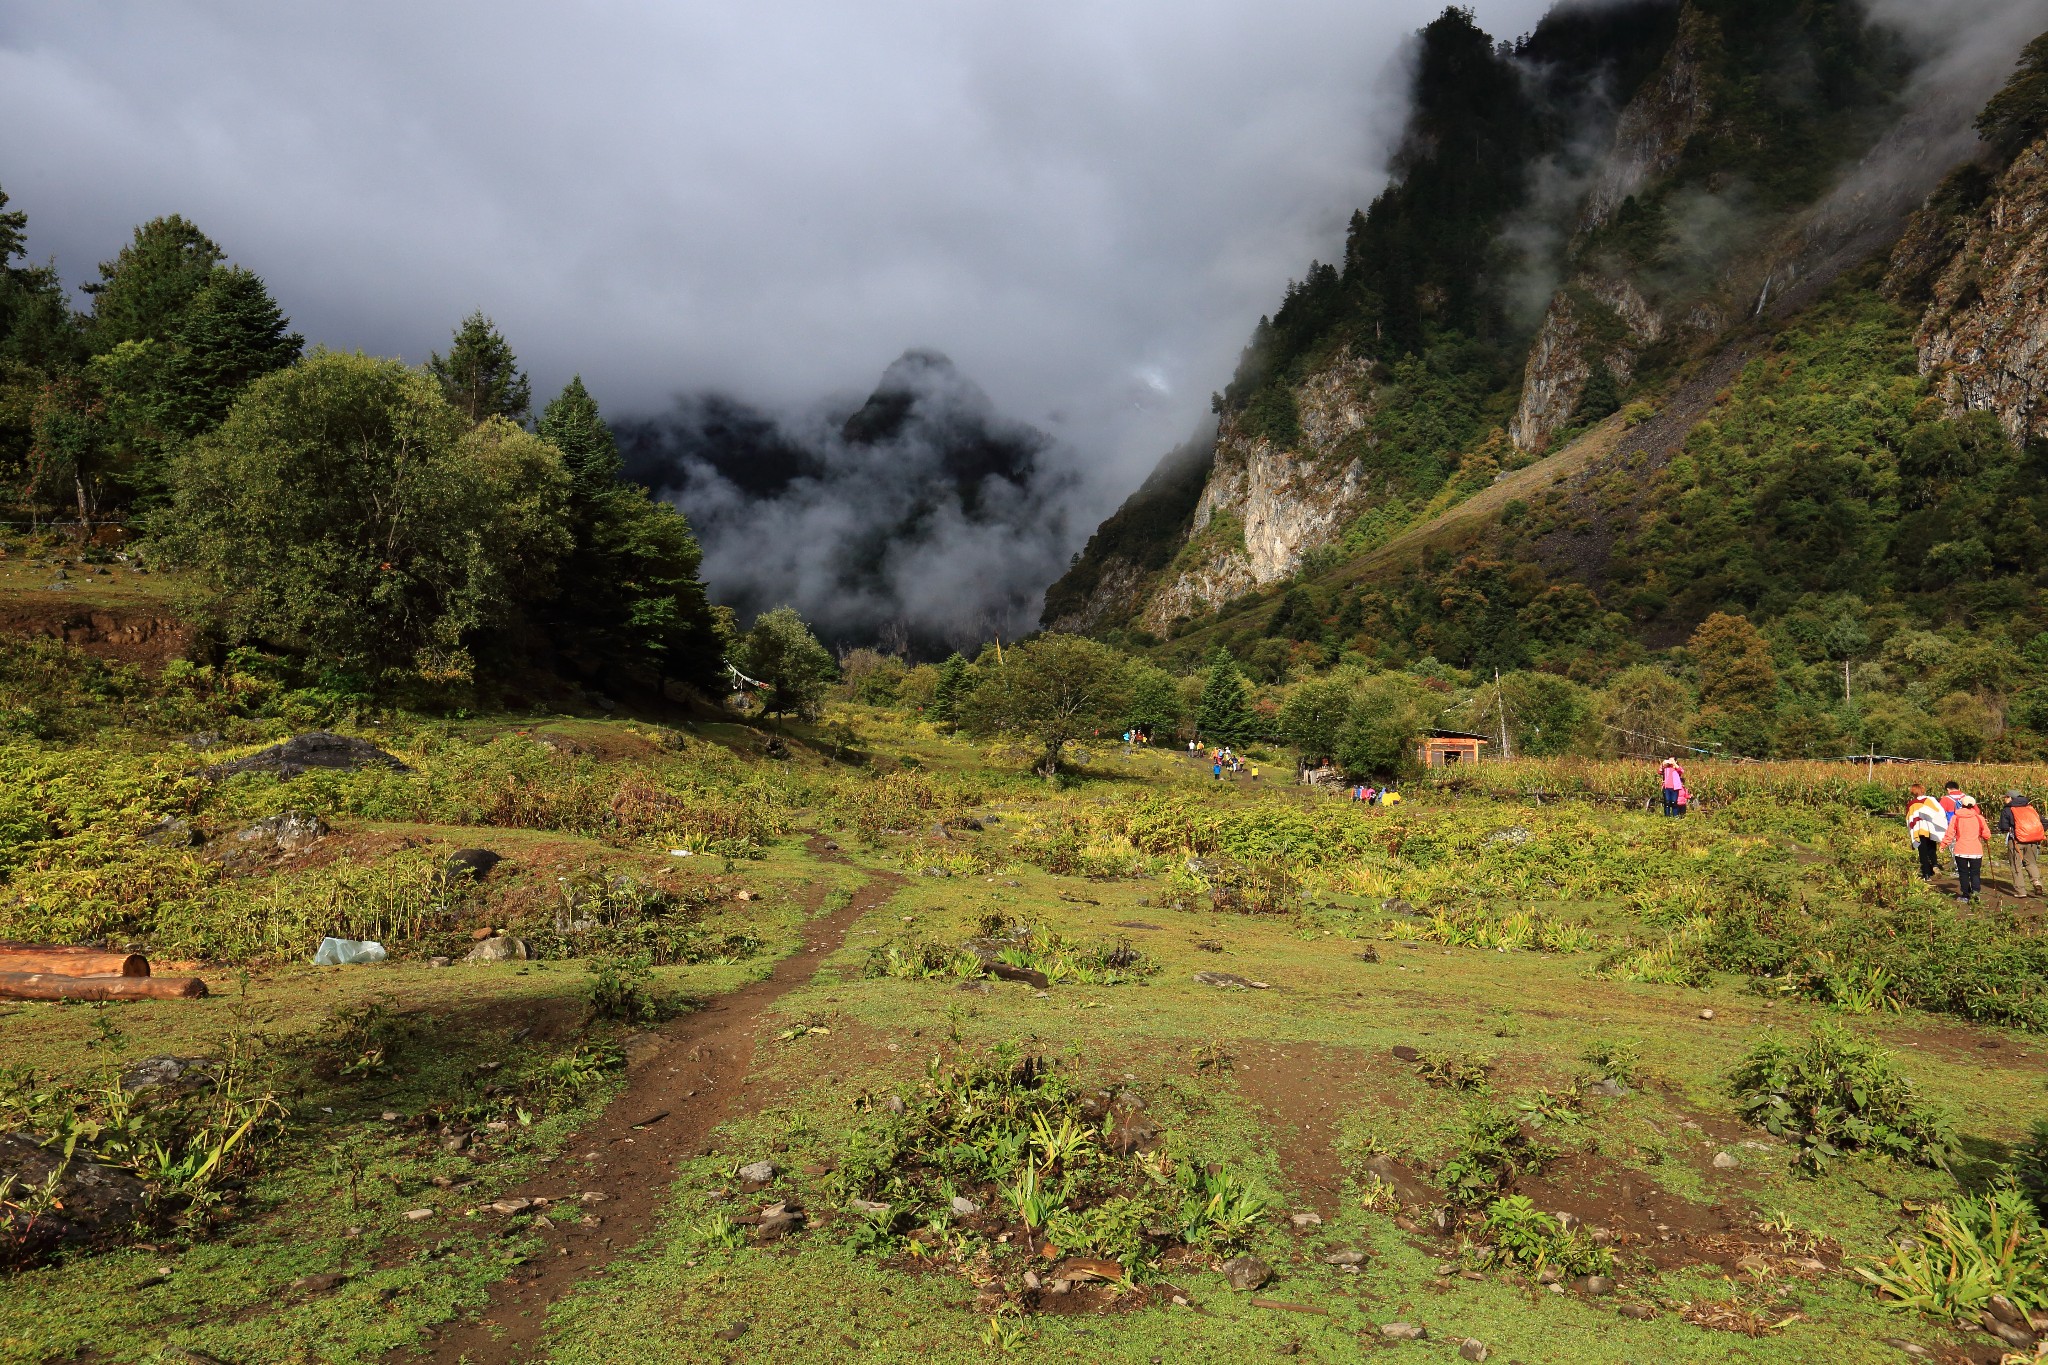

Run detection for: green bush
[[1729, 1021, 1957, 1174], [1472, 1195, 1612, 1278], [1857, 1189, 2048, 1320]]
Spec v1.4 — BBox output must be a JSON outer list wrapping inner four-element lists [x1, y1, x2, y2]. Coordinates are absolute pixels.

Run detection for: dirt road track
[[403, 839, 899, 1364]]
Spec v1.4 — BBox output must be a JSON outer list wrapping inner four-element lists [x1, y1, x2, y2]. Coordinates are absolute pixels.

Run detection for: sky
[[0, 0, 1555, 517]]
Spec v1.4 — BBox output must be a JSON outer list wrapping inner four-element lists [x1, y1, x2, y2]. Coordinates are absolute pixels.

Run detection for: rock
[[919, 867, 951, 878], [849, 1198, 891, 1215], [295, 1271, 347, 1292], [712, 1322, 749, 1342], [1591, 1078, 1629, 1098], [1379, 1323, 1427, 1341], [1358, 945, 1381, 963], [1459, 1340, 1489, 1362], [1382, 898, 1420, 917], [579, 1191, 609, 1205], [1323, 1249, 1368, 1266], [1022, 1270, 1042, 1291], [120, 1055, 220, 1095], [1221, 1255, 1272, 1291], [1987, 1295, 2027, 1329], [1980, 1313, 2036, 1350], [464, 936, 529, 963], [206, 731, 410, 781], [1536, 1266, 1562, 1284], [427, 956, 452, 968], [233, 810, 329, 856], [1579, 1275, 1616, 1296], [403, 1208, 435, 1221], [1712, 1151, 1739, 1169], [884, 1095, 907, 1116], [754, 1209, 804, 1241], [140, 817, 204, 848], [950, 1195, 981, 1216], [0, 1133, 150, 1266], [1290, 1212, 1323, 1229], [1193, 971, 1268, 989], [486, 1197, 534, 1215], [1617, 1304, 1656, 1320], [446, 848, 502, 880], [821, 840, 840, 851], [1881, 1340, 1934, 1359], [1699, 1008, 1715, 1020], [1390, 1045, 1421, 1062], [441, 1132, 471, 1153], [737, 1160, 778, 1184]]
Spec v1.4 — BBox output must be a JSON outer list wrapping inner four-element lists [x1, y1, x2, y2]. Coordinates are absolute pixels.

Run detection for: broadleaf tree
[[958, 633, 1133, 780]]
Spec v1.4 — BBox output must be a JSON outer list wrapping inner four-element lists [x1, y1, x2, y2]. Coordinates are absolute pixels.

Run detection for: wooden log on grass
[[0, 943, 150, 977], [0, 972, 206, 1001]]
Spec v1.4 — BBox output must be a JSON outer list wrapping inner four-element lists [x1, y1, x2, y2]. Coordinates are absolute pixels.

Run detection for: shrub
[[1472, 1194, 1612, 1277], [587, 953, 664, 1024], [1438, 1099, 1553, 1205], [1857, 1189, 2048, 1320], [1729, 1021, 1957, 1174]]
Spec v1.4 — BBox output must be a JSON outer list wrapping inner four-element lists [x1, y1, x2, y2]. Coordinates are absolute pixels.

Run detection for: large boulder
[[206, 732, 409, 781], [0, 1133, 150, 1268]]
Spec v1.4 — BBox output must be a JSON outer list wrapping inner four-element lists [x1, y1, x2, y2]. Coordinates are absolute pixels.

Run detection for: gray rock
[[295, 1271, 348, 1292], [464, 936, 528, 963], [1221, 1255, 1271, 1291], [1193, 971, 1268, 989], [140, 817, 203, 848], [737, 1160, 778, 1184], [1617, 1304, 1656, 1320], [1379, 1323, 1427, 1341], [1579, 1275, 1616, 1296], [1323, 1249, 1368, 1266], [119, 1056, 219, 1096], [950, 1196, 981, 1216], [0, 1133, 150, 1266], [206, 731, 409, 781], [1712, 1151, 1740, 1169], [1459, 1340, 1489, 1362], [234, 810, 329, 856], [1592, 1078, 1629, 1098], [1980, 1315, 2036, 1351], [919, 867, 951, 878], [1290, 1212, 1323, 1228], [1987, 1295, 2027, 1328]]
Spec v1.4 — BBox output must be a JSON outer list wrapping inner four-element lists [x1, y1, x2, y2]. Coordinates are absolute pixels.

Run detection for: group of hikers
[[1906, 780, 2045, 903], [1657, 757, 1694, 816], [1348, 783, 1403, 807]]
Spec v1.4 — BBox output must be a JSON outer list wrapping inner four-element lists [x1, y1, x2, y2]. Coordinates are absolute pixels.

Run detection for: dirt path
[[404, 840, 900, 1364]]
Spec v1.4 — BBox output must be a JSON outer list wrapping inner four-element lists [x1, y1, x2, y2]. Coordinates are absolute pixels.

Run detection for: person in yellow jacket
[[1905, 783, 1948, 880]]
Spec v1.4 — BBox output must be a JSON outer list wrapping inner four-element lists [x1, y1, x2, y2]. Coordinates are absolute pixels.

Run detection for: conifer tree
[[160, 267, 303, 438], [537, 374, 621, 496], [82, 215, 223, 353], [1197, 649, 1255, 746], [429, 311, 530, 424], [932, 652, 970, 722]]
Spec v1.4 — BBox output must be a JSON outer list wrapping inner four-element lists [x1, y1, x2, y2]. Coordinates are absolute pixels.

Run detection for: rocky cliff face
[[1137, 353, 1376, 633], [1911, 136, 2048, 443], [1579, 4, 1715, 232]]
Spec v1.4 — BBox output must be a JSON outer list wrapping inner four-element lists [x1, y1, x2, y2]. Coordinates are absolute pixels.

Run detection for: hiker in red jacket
[[1941, 793, 1992, 904], [1999, 791, 2046, 898]]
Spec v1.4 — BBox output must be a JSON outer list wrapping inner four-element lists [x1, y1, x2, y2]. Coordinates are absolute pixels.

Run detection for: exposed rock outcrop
[[1913, 136, 2048, 444], [1578, 4, 1714, 232]]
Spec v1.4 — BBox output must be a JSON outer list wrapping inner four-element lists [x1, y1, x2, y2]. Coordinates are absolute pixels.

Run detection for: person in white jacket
[[1905, 783, 1948, 880]]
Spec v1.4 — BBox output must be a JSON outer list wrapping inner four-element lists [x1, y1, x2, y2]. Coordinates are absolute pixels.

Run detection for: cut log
[[0, 972, 206, 1001], [0, 945, 149, 977]]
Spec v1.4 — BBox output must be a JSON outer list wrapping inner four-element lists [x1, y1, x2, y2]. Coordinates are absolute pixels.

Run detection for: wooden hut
[[1416, 729, 1489, 768]]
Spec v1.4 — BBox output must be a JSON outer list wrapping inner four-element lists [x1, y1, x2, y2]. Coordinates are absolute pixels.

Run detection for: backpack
[[2015, 803, 2045, 844]]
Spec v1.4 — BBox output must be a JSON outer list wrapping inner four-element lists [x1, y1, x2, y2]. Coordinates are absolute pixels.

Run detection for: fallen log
[[0, 944, 149, 977], [0, 972, 206, 1001]]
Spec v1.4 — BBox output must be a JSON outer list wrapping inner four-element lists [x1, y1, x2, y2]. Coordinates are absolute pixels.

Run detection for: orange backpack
[[2014, 803, 2045, 844]]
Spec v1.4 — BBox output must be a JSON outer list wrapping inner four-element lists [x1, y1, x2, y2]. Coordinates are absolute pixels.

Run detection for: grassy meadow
[[2, 700, 2045, 1364]]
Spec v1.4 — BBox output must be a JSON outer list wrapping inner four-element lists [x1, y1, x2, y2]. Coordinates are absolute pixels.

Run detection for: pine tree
[[1197, 649, 1255, 746], [82, 215, 223, 353], [932, 652, 970, 722], [160, 267, 303, 438], [538, 375, 621, 496], [429, 311, 530, 424]]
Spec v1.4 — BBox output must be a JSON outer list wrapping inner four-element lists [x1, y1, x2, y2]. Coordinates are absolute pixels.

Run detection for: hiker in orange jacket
[[1941, 793, 1991, 903], [1998, 791, 2046, 898]]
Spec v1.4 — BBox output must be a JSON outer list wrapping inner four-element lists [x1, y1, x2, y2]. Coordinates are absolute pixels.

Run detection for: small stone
[[950, 1196, 981, 1216], [1881, 1339, 1934, 1359], [1699, 1008, 1715, 1020], [1580, 1275, 1616, 1296], [1618, 1304, 1656, 1320], [380, 1110, 400, 1122], [295, 1271, 347, 1292], [1323, 1249, 1368, 1267], [1023, 1270, 1042, 1291], [427, 956, 451, 968], [1222, 1255, 1272, 1291], [1712, 1151, 1740, 1169], [1547, 1282, 1565, 1295], [1535, 1266, 1561, 1284], [737, 1160, 778, 1184], [1290, 1212, 1323, 1229], [1379, 1323, 1427, 1341], [1592, 1078, 1628, 1098], [849, 1198, 891, 1215], [1459, 1340, 1488, 1363], [579, 1191, 608, 1205], [486, 1197, 534, 1215], [1979, 1314, 2035, 1350], [403, 1208, 435, 1222]]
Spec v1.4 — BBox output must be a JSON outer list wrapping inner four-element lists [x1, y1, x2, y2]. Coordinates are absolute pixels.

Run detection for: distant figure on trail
[[1674, 784, 1691, 818], [1659, 758, 1685, 817], [1382, 788, 1403, 808], [1213, 760, 1222, 781], [1999, 791, 2045, 899], [1906, 783, 1948, 880], [1942, 793, 1991, 904]]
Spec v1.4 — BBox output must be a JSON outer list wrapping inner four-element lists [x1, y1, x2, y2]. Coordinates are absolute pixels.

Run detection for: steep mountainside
[[1045, 0, 2006, 650]]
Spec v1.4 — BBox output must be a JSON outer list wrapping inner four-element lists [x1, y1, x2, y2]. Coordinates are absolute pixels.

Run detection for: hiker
[[1999, 791, 2046, 898], [1659, 758, 1685, 817], [1941, 793, 1991, 903], [1382, 788, 1404, 808], [1674, 783, 1691, 818], [1905, 783, 1948, 880], [1213, 760, 1223, 781], [1940, 780, 1962, 818]]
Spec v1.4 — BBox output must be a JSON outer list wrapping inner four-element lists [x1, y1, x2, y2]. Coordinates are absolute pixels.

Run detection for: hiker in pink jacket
[[1658, 758, 1685, 817]]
